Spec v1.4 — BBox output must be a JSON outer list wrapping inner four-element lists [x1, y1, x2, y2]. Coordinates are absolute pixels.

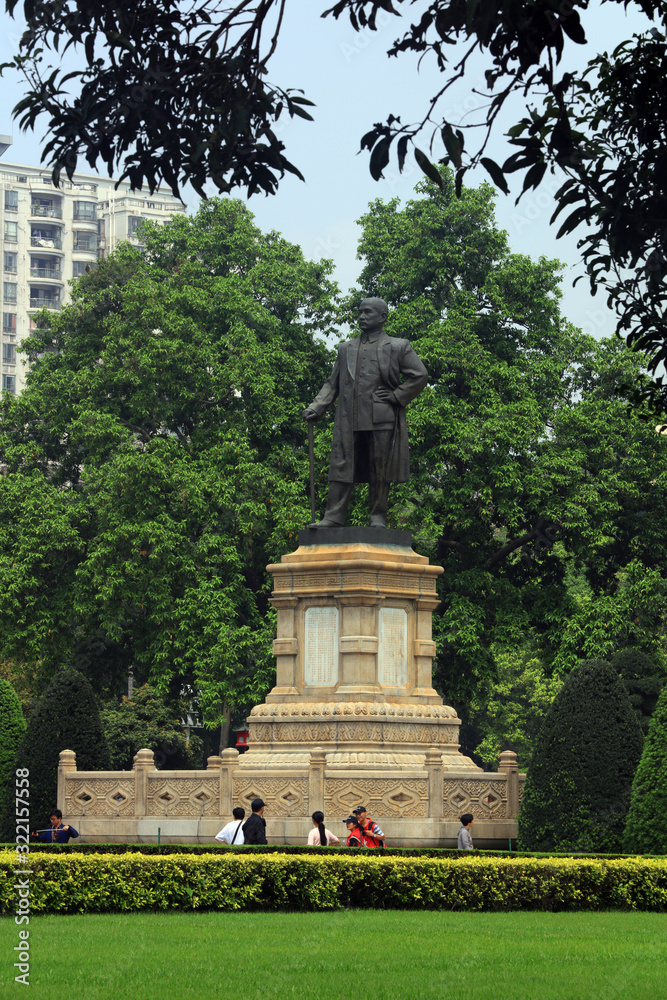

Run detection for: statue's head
[[359, 296, 389, 322]]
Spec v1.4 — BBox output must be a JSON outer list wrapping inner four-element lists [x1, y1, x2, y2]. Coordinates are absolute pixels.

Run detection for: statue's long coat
[[309, 332, 428, 484]]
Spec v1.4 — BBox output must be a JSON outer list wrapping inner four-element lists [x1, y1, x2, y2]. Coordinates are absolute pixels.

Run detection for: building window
[[3, 313, 16, 332], [3, 282, 17, 302], [72, 261, 91, 278], [4, 190, 18, 211], [2, 343, 15, 364], [4, 252, 17, 272], [128, 216, 145, 235], [73, 231, 97, 252], [97, 219, 106, 239], [4, 221, 18, 243], [2, 374, 16, 393], [73, 201, 97, 222]]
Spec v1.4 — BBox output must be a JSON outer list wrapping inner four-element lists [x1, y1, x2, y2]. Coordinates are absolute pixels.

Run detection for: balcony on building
[[73, 230, 97, 254], [28, 285, 61, 311], [29, 195, 63, 220], [30, 255, 63, 282], [31, 226, 63, 252]]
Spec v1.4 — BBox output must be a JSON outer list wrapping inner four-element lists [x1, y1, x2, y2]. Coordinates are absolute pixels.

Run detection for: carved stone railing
[[58, 746, 525, 845]]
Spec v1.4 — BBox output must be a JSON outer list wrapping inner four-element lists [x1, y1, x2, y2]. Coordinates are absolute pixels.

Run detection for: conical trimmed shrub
[[610, 648, 664, 735], [9, 669, 110, 834], [623, 685, 667, 854], [0, 679, 26, 829], [518, 659, 644, 852]]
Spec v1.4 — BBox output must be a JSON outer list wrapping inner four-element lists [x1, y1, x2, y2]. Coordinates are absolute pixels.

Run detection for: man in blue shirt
[[32, 809, 79, 843]]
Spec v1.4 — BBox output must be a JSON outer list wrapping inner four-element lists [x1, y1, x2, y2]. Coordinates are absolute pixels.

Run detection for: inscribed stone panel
[[304, 606, 339, 686], [378, 607, 408, 686]]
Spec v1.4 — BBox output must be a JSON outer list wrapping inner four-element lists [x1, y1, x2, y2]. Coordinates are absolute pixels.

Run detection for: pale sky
[[0, 1, 653, 339]]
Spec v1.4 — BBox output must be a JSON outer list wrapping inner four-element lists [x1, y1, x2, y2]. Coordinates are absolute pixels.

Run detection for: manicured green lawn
[[2, 910, 665, 998]]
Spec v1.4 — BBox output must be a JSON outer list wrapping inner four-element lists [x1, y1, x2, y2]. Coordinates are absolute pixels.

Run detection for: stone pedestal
[[229, 531, 523, 846], [57, 532, 525, 846]]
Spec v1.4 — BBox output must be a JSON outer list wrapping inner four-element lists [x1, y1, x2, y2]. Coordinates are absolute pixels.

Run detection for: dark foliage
[[610, 648, 665, 736], [3, 669, 109, 837], [101, 685, 203, 771], [0, 678, 25, 829], [2, 0, 313, 198], [518, 659, 644, 852], [326, 1, 667, 414], [623, 685, 667, 853]]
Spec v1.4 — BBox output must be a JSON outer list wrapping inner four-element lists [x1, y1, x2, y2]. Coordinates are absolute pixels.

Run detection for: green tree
[[518, 660, 644, 852], [611, 648, 665, 736], [101, 685, 202, 771], [0, 678, 26, 829], [1, 0, 314, 198], [345, 170, 667, 710], [462, 648, 561, 773], [7, 0, 667, 406], [0, 197, 338, 729], [6, 670, 110, 835], [331, 1, 667, 412], [623, 685, 667, 853]]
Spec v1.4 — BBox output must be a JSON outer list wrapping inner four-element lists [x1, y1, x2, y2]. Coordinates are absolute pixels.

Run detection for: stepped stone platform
[[59, 532, 524, 846]]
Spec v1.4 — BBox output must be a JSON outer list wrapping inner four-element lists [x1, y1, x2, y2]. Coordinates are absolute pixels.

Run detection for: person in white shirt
[[307, 810, 340, 846], [215, 807, 246, 845]]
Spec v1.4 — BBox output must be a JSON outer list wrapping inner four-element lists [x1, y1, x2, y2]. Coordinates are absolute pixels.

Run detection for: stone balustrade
[[57, 746, 525, 846]]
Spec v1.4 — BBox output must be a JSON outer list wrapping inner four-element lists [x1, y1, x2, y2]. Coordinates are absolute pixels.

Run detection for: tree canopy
[[0, 197, 337, 728], [5, 0, 666, 408], [101, 684, 203, 771], [2, 173, 667, 733], [341, 169, 667, 710]]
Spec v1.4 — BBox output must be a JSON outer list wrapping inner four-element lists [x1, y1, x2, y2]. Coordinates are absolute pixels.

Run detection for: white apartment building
[[0, 149, 187, 395]]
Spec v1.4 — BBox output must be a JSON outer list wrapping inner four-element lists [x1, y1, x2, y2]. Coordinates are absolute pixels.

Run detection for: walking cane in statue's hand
[[308, 418, 316, 524]]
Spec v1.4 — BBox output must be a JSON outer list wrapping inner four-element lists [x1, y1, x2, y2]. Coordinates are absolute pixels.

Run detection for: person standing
[[307, 811, 340, 846], [31, 809, 79, 843], [214, 807, 246, 845], [352, 806, 386, 847], [457, 813, 474, 850], [242, 798, 268, 845], [344, 816, 362, 847]]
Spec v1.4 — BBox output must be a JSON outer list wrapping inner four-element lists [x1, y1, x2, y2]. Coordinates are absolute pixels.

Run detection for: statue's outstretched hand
[[302, 407, 318, 421]]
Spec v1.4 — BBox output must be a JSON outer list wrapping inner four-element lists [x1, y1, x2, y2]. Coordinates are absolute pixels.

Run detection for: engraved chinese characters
[[304, 607, 339, 686], [378, 607, 408, 687]]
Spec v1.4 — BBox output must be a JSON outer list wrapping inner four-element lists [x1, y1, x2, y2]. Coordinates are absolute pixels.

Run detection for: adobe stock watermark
[[13, 767, 31, 986], [339, 8, 395, 64]]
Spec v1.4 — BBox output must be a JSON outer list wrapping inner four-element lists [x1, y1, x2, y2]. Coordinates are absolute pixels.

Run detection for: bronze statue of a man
[[302, 297, 428, 528]]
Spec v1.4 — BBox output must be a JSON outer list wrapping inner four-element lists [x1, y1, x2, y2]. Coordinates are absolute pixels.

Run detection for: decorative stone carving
[[325, 778, 428, 818], [249, 701, 458, 719], [66, 778, 135, 817], [233, 777, 308, 817], [442, 778, 508, 819], [147, 778, 220, 816]]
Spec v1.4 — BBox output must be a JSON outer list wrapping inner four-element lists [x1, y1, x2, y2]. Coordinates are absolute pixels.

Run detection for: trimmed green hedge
[[7, 843, 653, 859], [1, 853, 666, 913]]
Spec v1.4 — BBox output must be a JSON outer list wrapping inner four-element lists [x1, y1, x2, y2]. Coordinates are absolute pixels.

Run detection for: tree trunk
[[218, 702, 232, 755]]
